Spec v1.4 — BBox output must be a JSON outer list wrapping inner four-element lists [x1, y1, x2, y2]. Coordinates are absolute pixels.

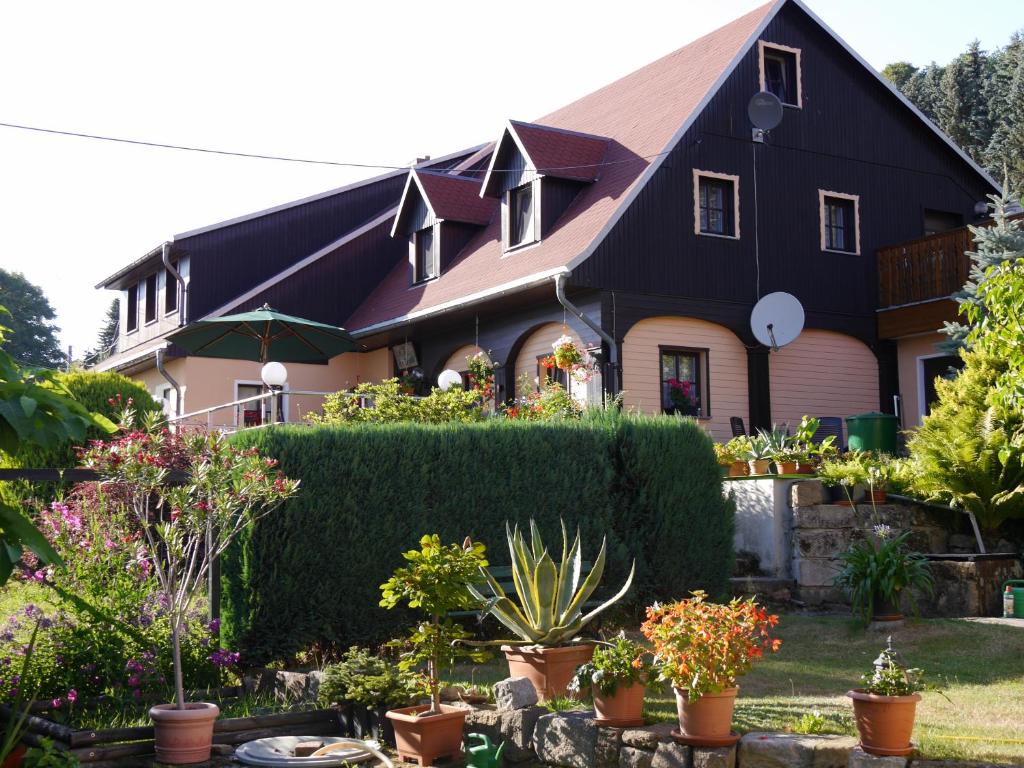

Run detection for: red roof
[[415, 171, 495, 225], [480, 122, 610, 195], [347, 0, 775, 333]]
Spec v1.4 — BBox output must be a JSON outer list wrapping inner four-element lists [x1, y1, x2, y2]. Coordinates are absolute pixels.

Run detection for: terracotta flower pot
[[748, 459, 771, 476], [386, 704, 467, 767], [872, 591, 904, 623], [2, 744, 27, 768], [149, 702, 220, 764], [503, 644, 595, 701], [847, 689, 921, 756], [867, 489, 887, 503], [593, 681, 646, 727], [674, 687, 737, 742], [728, 461, 749, 478], [775, 461, 799, 475], [795, 462, 817, 474]]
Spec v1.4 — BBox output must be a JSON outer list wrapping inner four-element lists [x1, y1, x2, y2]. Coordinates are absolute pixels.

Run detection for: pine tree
[[943, 190, 1024, 350], [985, 43, 1024, 194], [902, 63, 945, 123], [84, 298, 120, 366], [937, 41, 991, 159]]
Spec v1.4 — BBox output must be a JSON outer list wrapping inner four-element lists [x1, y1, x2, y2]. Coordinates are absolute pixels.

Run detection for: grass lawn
[[448, 614, 1024, 765]]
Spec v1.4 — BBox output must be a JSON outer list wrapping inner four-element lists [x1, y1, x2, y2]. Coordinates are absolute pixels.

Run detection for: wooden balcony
[[877, 228, 972, 310]]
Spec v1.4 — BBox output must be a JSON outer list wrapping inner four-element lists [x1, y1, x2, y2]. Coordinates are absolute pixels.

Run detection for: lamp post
[[261, 361, 288, 423], [438, 369, 462, 391]]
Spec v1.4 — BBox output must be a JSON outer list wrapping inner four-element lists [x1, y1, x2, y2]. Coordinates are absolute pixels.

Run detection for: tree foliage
[[885, 31, 1024, 192], [84, 299, 120, 367], [0, 269, 64, 369]]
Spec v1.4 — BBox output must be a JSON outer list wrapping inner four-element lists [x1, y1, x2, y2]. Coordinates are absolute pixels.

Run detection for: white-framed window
[[693, 170, 740, 239], [507, 182, 537, 249], [414, 226, 437, 283], [758, 41, 802, 108], [819, 189, 860, 254], [234, 380, 289, 427]]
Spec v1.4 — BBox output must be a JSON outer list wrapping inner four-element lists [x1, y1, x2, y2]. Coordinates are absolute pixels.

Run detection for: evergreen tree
[[937, 41, 991, 159], [0, 268, 65, 368], [84, 298, 120, 367], [902, 62, 945, 123], [985, 42, 1024, 194]]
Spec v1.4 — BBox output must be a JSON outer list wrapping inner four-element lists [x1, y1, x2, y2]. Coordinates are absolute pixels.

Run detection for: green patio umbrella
[[167, 304, 360, 363]]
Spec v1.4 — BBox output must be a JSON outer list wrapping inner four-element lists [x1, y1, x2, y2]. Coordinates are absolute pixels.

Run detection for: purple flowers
[[209, 649, 240, 668]]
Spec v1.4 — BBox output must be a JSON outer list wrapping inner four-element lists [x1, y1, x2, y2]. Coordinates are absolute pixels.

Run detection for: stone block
[[796, 529, 852, 559], [796, 585, 844, 605], [242, 667, 278, 695], [465, 704, 546, 762], [739, 732, 814, 768], [795, 557, 842, 588], [597, 727, 624, 768], [305, 670, 323, 703], [293, 741, 324, 757], [847, 746, 906, 768], [621, 722, 678, 749], [948, 534, 977, 553], [811, 736, 858, 768], [275, 671, 308, 702], [619, 747, 654, 768], [650, 741, 690, 768], [533, 711, 598, 768], [495, 676, 539, 711], [792, 481, 829, 508], [692, 746, 736, 768], [793, 506, 857, 530]]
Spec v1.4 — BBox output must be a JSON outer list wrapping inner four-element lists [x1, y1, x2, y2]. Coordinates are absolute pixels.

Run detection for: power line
[[0, 120, 669, 173]]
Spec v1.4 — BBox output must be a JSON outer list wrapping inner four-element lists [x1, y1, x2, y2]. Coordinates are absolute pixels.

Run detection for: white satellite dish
[[751, 292, 805, 351]]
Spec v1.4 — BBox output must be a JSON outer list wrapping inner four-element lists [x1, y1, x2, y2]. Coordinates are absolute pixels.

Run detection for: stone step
[[730, 577, 797, 601]]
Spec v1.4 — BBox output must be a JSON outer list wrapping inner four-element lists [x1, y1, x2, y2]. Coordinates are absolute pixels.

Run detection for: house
[[95, 0, 999, 440]]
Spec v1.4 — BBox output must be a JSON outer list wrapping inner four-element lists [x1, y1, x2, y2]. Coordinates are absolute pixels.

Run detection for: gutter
[[155, 346, 182, 418], [554, 272, 619, 394], [162, 242, 187, 325]]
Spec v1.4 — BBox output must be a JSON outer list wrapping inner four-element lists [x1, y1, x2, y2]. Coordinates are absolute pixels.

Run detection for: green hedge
[[224, 415, 733, 662]]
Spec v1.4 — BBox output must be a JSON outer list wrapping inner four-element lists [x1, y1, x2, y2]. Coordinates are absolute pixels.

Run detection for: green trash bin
[[845, 412, 899, 453]]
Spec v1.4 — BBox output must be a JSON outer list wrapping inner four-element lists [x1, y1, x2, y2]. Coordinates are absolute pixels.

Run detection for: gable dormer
[[391, 170, 496, 284], [480, 120, 609, 252]]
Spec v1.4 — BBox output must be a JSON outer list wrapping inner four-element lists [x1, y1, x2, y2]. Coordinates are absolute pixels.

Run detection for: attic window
[[414, 226, 437, 283], [819, 190, 860, 254], [759, 42, 801, 108], [508, 183, 536, 248]]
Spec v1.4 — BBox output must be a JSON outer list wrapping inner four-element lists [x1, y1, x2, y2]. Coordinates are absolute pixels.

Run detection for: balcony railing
[[876, 227, 973, 309], [877, 213, 1023, 310]]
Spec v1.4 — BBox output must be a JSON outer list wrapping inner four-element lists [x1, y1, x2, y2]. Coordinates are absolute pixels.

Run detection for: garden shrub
[[223, 414, 733, 663], [308, 378, 484, 424]]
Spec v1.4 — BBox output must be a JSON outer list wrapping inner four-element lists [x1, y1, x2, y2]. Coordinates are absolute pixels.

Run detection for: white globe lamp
[[261, 361, 288, 391], [438, 369, 462, 391]]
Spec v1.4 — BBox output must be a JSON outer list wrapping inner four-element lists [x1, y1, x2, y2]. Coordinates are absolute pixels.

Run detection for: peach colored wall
[[621, 316, 748, 442], [769, 330, 878, 432], [896, 332, 947, 429], [443, 345, 488, 373], [127, 349, 392, 428], [514, 324, 584, 391]]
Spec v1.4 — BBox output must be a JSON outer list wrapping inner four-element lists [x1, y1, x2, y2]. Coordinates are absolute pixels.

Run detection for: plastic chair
[[730, 417, 747, 437], [813, 416, 844, 451]]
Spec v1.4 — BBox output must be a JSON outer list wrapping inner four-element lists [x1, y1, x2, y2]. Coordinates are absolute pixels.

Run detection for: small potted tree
[[468, 521, 635, 701], [847, 640, 932, 756], [84, 421, 298, 764], [380, 535, 490, 767], [744, 435, 772, 476], [568, 633, 655, 727], [641, 591, 780, 746]]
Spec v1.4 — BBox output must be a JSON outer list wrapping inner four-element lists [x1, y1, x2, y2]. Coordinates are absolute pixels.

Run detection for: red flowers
[[640, 591, 780, 700]]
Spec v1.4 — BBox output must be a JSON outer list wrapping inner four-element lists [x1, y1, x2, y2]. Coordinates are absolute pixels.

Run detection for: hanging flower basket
[[552, 335, 584, 371]]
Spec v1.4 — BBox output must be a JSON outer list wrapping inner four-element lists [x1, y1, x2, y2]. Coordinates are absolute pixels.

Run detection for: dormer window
[[759, 42, 801, 108], [414, 226, 437, 283], [508, 183, 536, 248]]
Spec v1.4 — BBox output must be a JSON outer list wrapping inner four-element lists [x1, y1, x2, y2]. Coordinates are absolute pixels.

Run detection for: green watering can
[[466, 733, 505, 768]]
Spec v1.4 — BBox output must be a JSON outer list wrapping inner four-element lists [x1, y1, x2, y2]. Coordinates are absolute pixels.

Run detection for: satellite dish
[[747, 91, 784, 131], [751, 292, 805, 351]]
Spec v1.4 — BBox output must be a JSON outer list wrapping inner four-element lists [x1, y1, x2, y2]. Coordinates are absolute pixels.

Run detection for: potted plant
[[568, 633, 655, 727], [833, 524, 933, 624], [84, 422, 298, 764], [551, 334, 584, 371], [665, 378, 697, 417], [465, 352, 496, 403], [641, 591, 780, 746], [847, 640, 931, 756], [380, 535, 490, 767], [712, 442, 735, 477], [817, 454, 869, 505], [468, 521, 635, 701], [744, 435, 772, 475], [723, 436, 751, 477], [318, 646, 419, 744]]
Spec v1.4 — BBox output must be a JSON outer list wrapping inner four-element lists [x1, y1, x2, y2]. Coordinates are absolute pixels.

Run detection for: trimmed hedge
[[224, 415, 733, 662]]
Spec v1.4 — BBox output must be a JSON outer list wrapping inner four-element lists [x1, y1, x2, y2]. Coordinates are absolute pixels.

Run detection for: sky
[[1, 0, 1021, 359]]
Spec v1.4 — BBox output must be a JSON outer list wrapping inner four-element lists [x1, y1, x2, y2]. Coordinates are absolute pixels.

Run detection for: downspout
[[554, 272, 620, 395], [161, 241, 187, 325], [155, 347, 182, 419]]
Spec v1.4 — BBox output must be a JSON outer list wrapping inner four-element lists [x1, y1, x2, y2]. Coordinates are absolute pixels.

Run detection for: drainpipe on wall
[[155, 346, 182, 419], [553, 272, 620, 396], [161, 241, 187, 325]]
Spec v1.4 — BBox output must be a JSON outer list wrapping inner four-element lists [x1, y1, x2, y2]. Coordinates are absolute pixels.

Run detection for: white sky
[[1, 0, 1020, 358]]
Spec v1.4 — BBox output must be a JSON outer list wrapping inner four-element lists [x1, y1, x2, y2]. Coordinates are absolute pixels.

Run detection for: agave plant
[[468, 520, 634, 646]]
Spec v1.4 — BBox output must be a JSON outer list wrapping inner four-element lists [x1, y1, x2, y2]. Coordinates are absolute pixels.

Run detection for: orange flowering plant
[[640, 591, 781, 700]]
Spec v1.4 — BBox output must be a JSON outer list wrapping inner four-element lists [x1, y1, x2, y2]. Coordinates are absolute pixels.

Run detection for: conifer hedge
[[224, 415, 733, 662]]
